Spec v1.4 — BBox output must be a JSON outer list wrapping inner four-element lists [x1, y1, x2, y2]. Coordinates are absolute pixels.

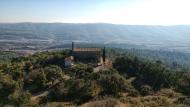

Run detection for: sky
[[0, 0, 190, 25]]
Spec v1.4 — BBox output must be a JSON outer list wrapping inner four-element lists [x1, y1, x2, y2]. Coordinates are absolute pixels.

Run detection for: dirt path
[[31, 91, 49, 101]]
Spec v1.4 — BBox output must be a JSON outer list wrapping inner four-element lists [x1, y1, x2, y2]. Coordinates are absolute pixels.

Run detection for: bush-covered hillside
[[0, 50, 190, 107], [0, 51, 22, 63], [106, 48, 190, 69]]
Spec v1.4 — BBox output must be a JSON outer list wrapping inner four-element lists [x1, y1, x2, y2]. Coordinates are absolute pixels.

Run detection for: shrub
[[140, 85, 153, 96], [70, 64, 93, 79], [97, 70, 128, 96], [44, 65, 64, 84], [24, 69, 47, 93]]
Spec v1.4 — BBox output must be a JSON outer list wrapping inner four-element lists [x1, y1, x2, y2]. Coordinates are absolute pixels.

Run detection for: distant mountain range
[[0, 23, 190, 52]]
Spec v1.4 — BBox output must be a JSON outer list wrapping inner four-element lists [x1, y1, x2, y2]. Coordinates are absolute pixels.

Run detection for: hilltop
[[0, 49, 190, 106]]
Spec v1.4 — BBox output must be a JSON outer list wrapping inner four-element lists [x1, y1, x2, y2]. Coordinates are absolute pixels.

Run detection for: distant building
[[64, 42, 106, 67], [71, 42, 102, 63], [73, 47, 102, 63]]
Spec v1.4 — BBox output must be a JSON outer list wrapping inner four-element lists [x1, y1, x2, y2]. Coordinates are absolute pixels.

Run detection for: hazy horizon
[[1, 22, 190, 26], [1, 0, 190, 25]]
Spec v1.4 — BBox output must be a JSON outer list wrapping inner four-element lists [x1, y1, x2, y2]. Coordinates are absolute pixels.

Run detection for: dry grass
[[120, 96, 172, 107], [81, 98, 126, 107], [39, 102, 75, 107]]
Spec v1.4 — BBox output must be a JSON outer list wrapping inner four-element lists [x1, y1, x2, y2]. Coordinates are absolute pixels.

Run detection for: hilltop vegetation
[[107, 48, 190, 69], [0, 51, 22, 63], [0, 50, 190, 106]]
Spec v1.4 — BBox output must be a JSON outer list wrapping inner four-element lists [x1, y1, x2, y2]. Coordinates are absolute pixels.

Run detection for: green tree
[[44, 65, 64, 85]]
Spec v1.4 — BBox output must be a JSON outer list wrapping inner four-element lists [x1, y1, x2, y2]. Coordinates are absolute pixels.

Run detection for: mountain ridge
[[0, 23, 190, 52]]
